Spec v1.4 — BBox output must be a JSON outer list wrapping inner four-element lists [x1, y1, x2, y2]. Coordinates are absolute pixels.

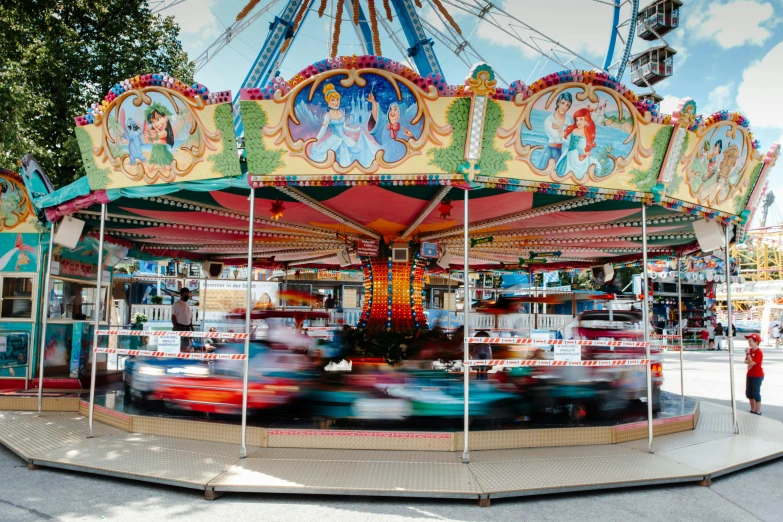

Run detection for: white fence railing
[[130, 304, 200, 324], [474, 313, 573, 332]]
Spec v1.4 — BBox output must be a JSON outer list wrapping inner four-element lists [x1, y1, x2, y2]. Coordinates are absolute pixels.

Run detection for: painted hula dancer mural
[[261, 67, 449, 173], [102, 90, 222, 184], [74, 75, 239, 190], [498, 83, 653, 184]]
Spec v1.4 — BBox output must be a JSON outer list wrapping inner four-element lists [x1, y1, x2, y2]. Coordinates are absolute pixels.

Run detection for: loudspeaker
[[392, 243, 409, 263], [337, 247, 351, 267], [436, 251, 454, 269], [53, 215, 85, 250], [201, 261, 224, 279], [591, 264, 612, 285], [692, 218, 724, 252]]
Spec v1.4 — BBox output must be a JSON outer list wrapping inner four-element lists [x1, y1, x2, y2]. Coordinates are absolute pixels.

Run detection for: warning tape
[[651, 334, 681, 339], [302, 326, 345, 331], [96, 330, 248, 339], [465, 337, 650, 348], [464, 359, 650, 367], [93, 347, 247, 360]]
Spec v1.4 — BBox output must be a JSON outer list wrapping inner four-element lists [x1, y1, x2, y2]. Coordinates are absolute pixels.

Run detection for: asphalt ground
[[1, 344, 781, 521]]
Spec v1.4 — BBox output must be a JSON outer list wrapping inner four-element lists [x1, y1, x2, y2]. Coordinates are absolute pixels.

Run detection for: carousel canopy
[[18, 60, 780, 271]]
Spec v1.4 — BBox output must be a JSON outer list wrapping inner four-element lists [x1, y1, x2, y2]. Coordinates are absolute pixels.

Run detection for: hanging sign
[[520, 258, 548, 265], [56, 259, 96, 279], [156, 335, 181, 354], [420, 242, 439, 259], [470, 236, 494, 247], [528, 251, 562, 259], [356, 239, 379, 257], [554, 343, 582, 362]]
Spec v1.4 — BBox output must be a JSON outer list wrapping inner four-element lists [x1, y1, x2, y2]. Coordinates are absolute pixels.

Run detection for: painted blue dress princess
[[554, 108, 602, 180], [309, 84, 380, 168], [366, 93, 416, 163]]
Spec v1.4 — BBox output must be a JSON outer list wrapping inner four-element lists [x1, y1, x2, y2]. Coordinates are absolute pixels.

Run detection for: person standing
[[771, 322, 781, 348], [715, 322, 724, 350], [172, 288, 193, 351], [324, 293, 335, 309], [744, 333, 764, 415], [707, 322, 716, 351]]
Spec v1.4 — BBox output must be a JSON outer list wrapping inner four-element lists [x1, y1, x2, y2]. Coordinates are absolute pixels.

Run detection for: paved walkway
[[1, 401, 782, 504]]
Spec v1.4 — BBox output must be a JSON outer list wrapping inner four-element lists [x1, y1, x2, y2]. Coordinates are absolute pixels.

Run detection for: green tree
[[0, 0, 194, 188]]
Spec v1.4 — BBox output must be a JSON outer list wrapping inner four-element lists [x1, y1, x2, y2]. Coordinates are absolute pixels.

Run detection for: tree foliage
[[0, 0, 194, 188]]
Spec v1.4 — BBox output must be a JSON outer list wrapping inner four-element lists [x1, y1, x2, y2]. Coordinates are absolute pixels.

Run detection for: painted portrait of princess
[[554, 108, 603, 180], [308, 83, 380, 167]]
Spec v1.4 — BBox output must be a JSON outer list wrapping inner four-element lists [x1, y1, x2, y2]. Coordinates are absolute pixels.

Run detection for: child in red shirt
[[744, 333, 764, 415], [701, 329, 710, 350]]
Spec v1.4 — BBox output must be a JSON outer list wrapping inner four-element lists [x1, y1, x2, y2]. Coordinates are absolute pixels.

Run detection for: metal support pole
[[201, 279, 208, 332], [88, 204, 107, 437], [641, 203, 654, 453], [241, 189, 256, 458], [37, 223, 56, 413], [677, 256, 684, 398], [447, 270, 452, 331], [283, 263, 288, 309], [462, 189, 470, 464], [725, 224, 738, 434]]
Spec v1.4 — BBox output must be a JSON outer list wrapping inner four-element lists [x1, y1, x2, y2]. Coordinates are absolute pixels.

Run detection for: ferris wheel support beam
[[345, 0, 376, 55], [607, 0, 639, 80], [232, 0, 310, 135], [390, 0, 445, 79]]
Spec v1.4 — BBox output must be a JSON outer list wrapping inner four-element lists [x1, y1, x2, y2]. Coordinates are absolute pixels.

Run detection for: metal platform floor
[[1, 401, 782, 504]]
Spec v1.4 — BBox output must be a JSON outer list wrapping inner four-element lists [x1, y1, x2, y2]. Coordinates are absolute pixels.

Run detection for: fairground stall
[[2, 52, 772, 470]]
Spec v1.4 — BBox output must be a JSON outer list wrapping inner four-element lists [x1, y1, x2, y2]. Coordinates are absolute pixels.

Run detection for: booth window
[[48, 278, 109, 322], [0, 275, 35, 319]]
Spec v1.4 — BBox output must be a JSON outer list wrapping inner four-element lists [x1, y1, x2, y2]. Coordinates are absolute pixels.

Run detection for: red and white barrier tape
[[465, 337, 650, 348], [651, 334, 681, 339], [93, 347, 247, 360], [96, 329, 248, 339], [464, 359, 650, 367], [302, 326, 344, 331]]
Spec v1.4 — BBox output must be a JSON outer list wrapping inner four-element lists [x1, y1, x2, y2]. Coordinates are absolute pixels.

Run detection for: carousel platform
[[1, 399, 782, 504]]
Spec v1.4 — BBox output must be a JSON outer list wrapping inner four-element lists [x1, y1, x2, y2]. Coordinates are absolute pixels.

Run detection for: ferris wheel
[[151, 0, 682, 132]]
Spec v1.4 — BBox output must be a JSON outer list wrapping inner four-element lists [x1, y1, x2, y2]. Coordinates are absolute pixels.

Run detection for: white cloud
[[475, 0, 625, 68], [685, 1, 778, 49], [737, 41, 783, 128], [704, 83, 735, 114], [160, 0, 220, 40], [659, 95, 686, 115]]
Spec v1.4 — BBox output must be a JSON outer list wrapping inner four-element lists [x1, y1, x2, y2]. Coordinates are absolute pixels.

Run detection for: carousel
[[1, 0, 781, 504]]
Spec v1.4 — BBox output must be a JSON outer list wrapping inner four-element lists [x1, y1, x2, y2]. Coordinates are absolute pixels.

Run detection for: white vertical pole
[[725, 224, 738, 434], [88, 204, 107, 437], [462, 189, 470, 464], [641, 203, 653, 453], [37, 223, 56, 413], [283, 263, 288, 309], [240, 189, 256, 458], [677, 256, 684, 397], [447, 270, 452, 331]]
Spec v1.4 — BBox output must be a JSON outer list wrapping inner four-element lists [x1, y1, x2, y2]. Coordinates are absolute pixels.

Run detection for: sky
[[160, 0, 783, 225]]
